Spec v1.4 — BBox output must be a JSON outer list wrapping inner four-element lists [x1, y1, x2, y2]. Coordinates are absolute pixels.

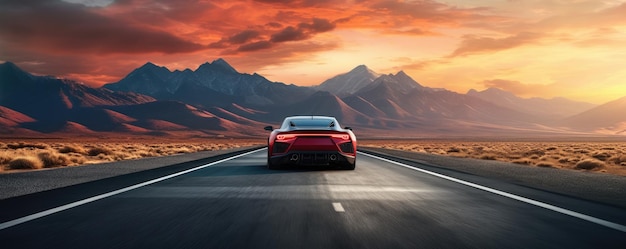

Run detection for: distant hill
[[0, 61, 154, 123], [467, 87, 595, 120], [561, 96, 626, 135]]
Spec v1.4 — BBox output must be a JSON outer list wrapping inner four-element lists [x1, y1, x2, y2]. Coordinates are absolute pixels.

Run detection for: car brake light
[[332, 134, 350, 140], [276, 134, 294, 140]]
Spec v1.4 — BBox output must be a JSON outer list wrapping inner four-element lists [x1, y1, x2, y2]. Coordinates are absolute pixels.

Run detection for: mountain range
[[1, 59, 624, 137]]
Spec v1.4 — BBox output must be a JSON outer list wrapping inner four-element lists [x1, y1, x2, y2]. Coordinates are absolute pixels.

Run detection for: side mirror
[[344, 126, 352, 130], [264, 126, 273, 131]]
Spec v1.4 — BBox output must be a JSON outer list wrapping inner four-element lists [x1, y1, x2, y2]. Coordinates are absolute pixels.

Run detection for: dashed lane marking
[[333, 202, 345, 212]]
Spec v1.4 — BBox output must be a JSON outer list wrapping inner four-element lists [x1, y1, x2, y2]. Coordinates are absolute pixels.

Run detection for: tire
[[344, 161, 356, 170], [267, 157, 280, 170]]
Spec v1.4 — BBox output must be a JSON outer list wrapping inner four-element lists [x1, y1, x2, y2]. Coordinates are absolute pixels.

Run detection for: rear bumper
[[270, 151, 355, 166]]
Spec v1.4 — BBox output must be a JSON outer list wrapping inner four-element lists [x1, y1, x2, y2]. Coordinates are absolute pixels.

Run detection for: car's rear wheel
[[267, 157, 280, 170], [344, 161, 356, 170]]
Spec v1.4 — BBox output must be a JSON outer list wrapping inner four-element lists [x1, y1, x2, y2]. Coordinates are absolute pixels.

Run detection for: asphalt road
[[1, 148, 624, 249]]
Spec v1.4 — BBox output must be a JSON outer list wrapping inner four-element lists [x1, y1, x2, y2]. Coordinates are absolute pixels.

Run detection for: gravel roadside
[[0, 146, 262, 200], [361, 147, 626, 209]]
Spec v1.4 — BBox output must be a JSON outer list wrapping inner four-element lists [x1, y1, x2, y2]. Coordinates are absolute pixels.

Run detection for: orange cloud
[[450, 32, 543, 57]]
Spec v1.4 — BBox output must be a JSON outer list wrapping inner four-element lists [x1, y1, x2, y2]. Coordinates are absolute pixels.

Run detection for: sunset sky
[[1, 0, 625, 104]]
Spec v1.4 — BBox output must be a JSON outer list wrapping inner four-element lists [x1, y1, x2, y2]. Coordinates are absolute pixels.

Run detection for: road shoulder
[[0, 146, 263, 200]]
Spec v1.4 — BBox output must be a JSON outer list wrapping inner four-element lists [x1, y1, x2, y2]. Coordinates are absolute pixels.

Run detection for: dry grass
[[0, 138, 263, 173], [8, 156, 43, 170], [361, 140, 626, 176]]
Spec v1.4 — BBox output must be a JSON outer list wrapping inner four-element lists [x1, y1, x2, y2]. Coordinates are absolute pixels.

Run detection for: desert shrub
[[512, 158, 532, 165], [8, 157, 43, 169], [87, 147, 112, 156], [38, 152, 70, 168], [175, 148, 192, 154], [69, 155, 86, 164], [58, 145, 85, 154], [523, 149, 545, 157], [139, 151, 157, 157], [608, 155, 626, 164], [447, 147, 461, 153], [149, 148, 164, 154], [575, 159, 605, 170], [591, 152, 611, 161], [0, 153, 12, 165], [7, 142, 48, 150], [506, 154, 523, 160], [97, 154, 114, 161], [536, 162, 554, 168]]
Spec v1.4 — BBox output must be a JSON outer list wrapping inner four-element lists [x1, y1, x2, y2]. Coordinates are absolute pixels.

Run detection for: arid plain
[[1, 137, 625, 176], [361, 139, 626, 176]]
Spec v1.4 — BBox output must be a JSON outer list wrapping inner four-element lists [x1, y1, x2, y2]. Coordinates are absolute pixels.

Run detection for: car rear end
[[269, 130, 356, 168]]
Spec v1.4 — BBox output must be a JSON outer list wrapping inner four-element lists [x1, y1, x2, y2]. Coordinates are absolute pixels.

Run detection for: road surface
[[1, 148, 624, 248]]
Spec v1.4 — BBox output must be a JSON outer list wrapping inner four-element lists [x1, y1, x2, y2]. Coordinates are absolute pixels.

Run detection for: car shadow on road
[[212, 164, 350, 176]]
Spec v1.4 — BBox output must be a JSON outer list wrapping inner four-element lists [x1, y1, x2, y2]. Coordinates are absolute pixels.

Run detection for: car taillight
[[276, 134, 295, 140], [331, 134, 350, 140]]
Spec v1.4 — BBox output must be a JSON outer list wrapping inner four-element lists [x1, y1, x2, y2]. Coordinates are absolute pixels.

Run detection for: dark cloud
[[213, 18, 338, 54], [265, 22, 284, 29], [228, 30, 262, 44], [253, 0, 342, 7], [227, 40, 341, 72], [237, 41, 273, 52], [0, 0, 206, 55], [298, 18, 335, 32], [270, 26, 309, 42], [210, 29, 262, 48], [271, 18, 336, 43]]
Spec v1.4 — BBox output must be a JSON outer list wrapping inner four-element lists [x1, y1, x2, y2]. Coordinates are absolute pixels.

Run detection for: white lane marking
[[359, 151, 626, 233], [0, 148, 266, 231], [333, 202, 345, 212]]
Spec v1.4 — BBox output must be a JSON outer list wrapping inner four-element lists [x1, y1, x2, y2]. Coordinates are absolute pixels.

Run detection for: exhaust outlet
[[290, 154, 299, 161], [329, 154, 337, 161]]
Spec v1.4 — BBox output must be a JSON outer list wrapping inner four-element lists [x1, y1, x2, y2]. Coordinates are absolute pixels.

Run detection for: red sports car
[[264, 116, 357, 170]]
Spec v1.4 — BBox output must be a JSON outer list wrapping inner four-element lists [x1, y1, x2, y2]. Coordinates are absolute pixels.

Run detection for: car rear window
[[288, 119, 335, 127]]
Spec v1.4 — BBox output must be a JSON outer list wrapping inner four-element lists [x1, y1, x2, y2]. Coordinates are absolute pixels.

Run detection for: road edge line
[[359, 151, 626, 233]]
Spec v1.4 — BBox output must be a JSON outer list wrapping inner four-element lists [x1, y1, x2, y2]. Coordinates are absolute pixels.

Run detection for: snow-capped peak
[[314, 65, 381, 97]]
